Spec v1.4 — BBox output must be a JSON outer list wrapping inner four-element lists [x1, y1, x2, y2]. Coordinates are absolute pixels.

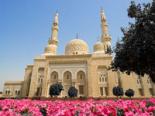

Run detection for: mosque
[[3, 10, 155, 98]]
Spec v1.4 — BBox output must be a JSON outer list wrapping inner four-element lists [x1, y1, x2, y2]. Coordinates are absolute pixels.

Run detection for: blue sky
[[0, 0, 151, 91]]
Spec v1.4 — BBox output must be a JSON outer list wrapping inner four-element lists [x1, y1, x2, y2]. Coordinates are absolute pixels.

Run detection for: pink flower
[[0, 98, 155, 115]]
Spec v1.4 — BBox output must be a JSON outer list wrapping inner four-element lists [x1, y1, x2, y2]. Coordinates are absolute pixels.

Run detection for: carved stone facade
[[3, 81, 23, 97], [3, 10, 155, 98]]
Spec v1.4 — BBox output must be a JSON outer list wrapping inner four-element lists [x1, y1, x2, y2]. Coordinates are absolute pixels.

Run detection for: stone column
[[103, 87, 106, 97]]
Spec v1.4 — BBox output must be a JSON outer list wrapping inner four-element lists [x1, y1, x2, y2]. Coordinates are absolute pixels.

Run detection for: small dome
[[94, 41, 105, 53], [65, 39, 89, 55], [44, 44, 57, 55]]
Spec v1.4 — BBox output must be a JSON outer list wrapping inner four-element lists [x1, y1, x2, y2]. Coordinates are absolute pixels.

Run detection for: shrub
[[125, 89, 134, 98], [49, 83, 63, 97], [68, 86, 78, 98], [113, 86, 124, 98]]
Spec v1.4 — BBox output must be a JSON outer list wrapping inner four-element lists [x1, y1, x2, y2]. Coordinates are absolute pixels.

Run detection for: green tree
[[112, 0, 155, 82], [49, 83, 63, 97], [68, 86, 78, 98]]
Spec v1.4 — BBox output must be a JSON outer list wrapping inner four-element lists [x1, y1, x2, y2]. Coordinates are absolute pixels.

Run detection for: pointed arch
[[38, 67, 45, 74], [38, 67, 45, 84], [50, 71, 58, 83], [77, 71, 85, 83], [97, 66, 108, 96], [63, 71, 72, 97], [77, 71, 86, 95], [63, 71, 72, 84]]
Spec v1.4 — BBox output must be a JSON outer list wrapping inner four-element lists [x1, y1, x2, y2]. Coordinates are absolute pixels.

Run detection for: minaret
[[100, 9, 111, 52], [49, 12, 59, 45], [44, 12, 59, 55]]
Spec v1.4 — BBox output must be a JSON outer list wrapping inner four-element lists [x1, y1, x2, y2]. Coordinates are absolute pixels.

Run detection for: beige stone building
[[3, 81, 23, 97], [3, 10, 155, 98]]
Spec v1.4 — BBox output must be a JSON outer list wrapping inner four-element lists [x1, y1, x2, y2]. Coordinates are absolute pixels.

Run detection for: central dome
[[65, 39, 89, 55]]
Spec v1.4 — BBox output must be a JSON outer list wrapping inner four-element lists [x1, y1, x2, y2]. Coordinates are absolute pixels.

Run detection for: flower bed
[[0, 98, 155, 116]]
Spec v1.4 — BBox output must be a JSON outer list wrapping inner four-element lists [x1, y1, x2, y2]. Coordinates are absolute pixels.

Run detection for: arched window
[[99, 73, 107, 83], [5, 90, 9, 95], [38, 68, 44, 78], [77, 71, 85, 95], [77, 71, 85, 83], [50, 71, 58, 83], [102, 77, 104, 82], [38, 67, 44, 73], [8, 90, 10, 95], [97, 66, 108, 83], [62, 71, 72, 97], [18, 90, 20, 95], [67, 74, 70, 79], [38, 68, 45, 85], [15, 90, 17, 95], [63, 71, 72, 84], [15, 90, 20, 95], [99, 77, 102, 82], [80, 74, 83, 79], [36, 87, 42, 96]]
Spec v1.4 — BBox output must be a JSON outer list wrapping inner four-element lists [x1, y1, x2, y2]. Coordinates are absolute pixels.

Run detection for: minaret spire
[[100, 8, 106, 22], [50, 12, 59, 44], [53, 12, 59, 24], [44, 12, 59, 55], [100, 8, 110, 42], [100, 8, 111, 53]]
